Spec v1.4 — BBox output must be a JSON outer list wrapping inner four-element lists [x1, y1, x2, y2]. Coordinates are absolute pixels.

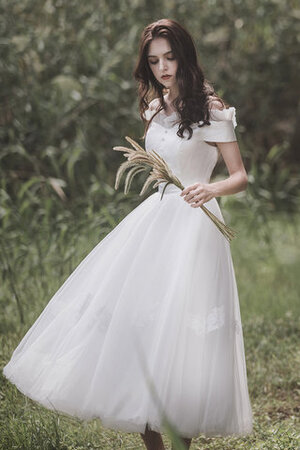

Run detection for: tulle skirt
[[3, 183, 253, 438]]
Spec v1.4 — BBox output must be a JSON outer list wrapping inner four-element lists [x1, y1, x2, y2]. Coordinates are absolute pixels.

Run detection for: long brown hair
[[133, 18, 227, 140]]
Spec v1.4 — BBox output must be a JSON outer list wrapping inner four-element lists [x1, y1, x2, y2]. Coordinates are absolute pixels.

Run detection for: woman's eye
[[148, 56, 176, 65], [149, 57, 175, 65]]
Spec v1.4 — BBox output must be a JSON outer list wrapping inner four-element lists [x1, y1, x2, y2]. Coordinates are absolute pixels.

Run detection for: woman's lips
[[162, 75, 172, 80]]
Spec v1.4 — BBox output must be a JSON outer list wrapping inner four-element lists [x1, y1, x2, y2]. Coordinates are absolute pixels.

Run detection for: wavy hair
[[133, 18, 227, 140]]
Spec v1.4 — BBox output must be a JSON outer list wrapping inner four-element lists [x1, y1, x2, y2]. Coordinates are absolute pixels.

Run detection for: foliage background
[[1, 0, 299, 225]]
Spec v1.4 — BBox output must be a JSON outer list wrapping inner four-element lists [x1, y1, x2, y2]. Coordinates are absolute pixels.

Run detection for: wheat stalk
[[113, 136, 237, 242]]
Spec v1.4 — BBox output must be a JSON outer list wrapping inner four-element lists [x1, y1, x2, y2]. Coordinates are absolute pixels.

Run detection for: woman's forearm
[[210, 172, 248, 197]]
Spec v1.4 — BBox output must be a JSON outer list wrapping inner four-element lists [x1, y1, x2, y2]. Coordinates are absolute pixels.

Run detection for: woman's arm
[[180, 141, 248, 207], [209, 141, 248, 196]]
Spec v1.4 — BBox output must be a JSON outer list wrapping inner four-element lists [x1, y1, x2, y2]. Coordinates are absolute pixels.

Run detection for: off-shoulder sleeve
[[142, 98, 161, 121], [201, 106, 237, 142]]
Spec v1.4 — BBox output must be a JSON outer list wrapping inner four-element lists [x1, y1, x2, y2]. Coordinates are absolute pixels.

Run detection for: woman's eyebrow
[[147, 50, 172, 58]]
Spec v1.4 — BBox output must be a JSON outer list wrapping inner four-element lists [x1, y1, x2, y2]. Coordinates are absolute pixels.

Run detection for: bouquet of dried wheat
[[113, 136, 237, 242]]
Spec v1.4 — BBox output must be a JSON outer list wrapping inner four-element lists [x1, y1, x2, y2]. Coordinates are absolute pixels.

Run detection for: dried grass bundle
[[113, 136, 237, 242]]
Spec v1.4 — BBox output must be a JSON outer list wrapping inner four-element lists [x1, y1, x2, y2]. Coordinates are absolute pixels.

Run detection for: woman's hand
[[180, 182, 216, 208]]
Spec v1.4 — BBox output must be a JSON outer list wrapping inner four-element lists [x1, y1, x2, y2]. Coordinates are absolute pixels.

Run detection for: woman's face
[[147, 37, 178, 90]]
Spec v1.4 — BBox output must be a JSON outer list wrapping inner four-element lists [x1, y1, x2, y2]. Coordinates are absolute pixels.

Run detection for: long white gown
[[2, 102, 253, 439]]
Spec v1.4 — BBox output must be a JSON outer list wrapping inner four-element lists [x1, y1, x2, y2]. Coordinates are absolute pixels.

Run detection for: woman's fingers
[[191, 199, 204, 207], [181, 183, 215, 207], [185, 187, 202, 201], [185, 193, 203, 204]]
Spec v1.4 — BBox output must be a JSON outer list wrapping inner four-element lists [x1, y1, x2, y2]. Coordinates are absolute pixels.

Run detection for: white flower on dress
[[209, 106, 237, 128]]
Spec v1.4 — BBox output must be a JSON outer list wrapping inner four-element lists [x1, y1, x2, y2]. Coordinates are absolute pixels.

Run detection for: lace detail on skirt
[[233, 319, 242, 335], [186, 305, 225, 335], [132, 303, 243, 336]]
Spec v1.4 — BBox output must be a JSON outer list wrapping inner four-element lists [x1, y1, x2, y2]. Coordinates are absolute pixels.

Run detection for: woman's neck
[[165, 87, 178, 103], [164, 89, 180, 114]]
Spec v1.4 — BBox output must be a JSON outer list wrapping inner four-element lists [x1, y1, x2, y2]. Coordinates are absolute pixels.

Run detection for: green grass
[[0, 205, 299, 449]]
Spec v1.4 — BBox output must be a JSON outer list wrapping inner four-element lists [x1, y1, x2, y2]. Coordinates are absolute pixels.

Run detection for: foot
[[140, 423, 165, 450]]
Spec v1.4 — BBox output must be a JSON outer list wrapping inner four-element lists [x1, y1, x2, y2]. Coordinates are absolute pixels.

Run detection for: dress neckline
[[159, 109, 179, 123], [161, 110, 177, 118], [161, 94, 179, 120]]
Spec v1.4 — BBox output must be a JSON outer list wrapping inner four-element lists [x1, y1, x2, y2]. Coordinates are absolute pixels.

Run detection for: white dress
[[2, 102, 253, 439]]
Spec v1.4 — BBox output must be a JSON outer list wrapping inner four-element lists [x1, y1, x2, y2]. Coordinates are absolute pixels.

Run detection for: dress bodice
[[144, 102, 237, 190]]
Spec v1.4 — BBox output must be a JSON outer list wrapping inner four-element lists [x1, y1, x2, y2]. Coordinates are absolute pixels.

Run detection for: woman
[[134, 19, 252, 449], [3, 18, 252, 450]]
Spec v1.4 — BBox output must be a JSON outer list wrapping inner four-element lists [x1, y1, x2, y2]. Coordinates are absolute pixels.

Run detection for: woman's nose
[[159, 59, 167, 71]]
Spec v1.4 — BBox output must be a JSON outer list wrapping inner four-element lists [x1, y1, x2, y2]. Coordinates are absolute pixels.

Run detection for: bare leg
[[140, 423, 165, 450], [172, 436, 192, 449]]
